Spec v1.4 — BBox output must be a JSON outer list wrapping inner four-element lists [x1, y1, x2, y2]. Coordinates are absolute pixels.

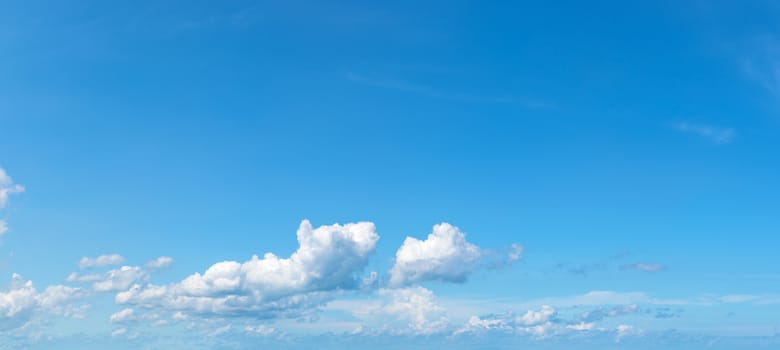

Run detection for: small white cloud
[[109, 308, 136, 324], [508, 243, 523, 262], [79, 254, 125, 269], [581, 304, 639, 323], [615, 324, 642, 342], [623, 263, 665, 272], [519, 305, 556, 326], [675, 122, 736, 144], [111, 327, 128, 337], [0, 168, 24, 209], [0, 220, 7, 236], [389, 223, 481, 286], [567, 322, 595, 331], [244, 324, 276, 337], [145, 256, 173, 269], [92, 266, 148, 292]]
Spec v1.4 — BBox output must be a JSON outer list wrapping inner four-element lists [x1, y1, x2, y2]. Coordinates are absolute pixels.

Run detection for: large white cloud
[[0, 274, 86, 331], [389, 223, 482, 286], [116, 220, 379, 317]]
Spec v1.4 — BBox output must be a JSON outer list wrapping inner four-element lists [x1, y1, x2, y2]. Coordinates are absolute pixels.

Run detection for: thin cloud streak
[[674, 122, 736, 144], [346, 72, 554, 108]]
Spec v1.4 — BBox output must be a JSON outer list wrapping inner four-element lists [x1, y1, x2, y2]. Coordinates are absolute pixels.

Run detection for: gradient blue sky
[[1, 1, 780, 349]]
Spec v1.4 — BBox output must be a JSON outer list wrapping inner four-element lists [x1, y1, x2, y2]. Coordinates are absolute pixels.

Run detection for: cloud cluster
[[389, 223, 482, 286], [67, 256, 171, 293], [454, 305, 559, 337], [0, 274, 86, 331], [116, 220, 379, 317]]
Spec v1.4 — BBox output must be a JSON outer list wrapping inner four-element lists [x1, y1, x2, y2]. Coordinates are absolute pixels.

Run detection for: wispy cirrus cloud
[[622, 263, 665, 272], [346, 72, 554, 108], [674, 122, 736, 144]]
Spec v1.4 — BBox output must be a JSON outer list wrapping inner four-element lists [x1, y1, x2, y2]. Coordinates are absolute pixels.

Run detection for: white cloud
[[109, 308, 136, 324], [566, 322, 595, 331], [91, 266, 148, 292], [145, 256, 173, 269], [0, 274, 86, 331], [581, 304, 639, 322], [615, 324, 641, 342], [519, 305, 556, 326], [623, 263, 664, 272], [374, 287, 449, 335], [78, 254, 125, 269], [389, 223, 481, 286], [0, 168, 24, 209], [244, 324, 277, 337], [453, 305, 558, 338], [111, 327, 127, 337], [675, 122, 736, 144], [0, 220, 7, 236], [508, 243, 523, 262], [116, 220, 379, 318]]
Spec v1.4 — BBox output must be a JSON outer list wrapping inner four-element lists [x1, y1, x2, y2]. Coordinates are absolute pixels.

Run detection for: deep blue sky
[[1, 1, 779, 349]]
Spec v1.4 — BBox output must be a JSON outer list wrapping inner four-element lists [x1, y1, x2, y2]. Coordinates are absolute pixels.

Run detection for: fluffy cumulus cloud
[[0, 274, 86, 331], [454, 305, 558, 337], [116, 220, 379, 318], [373, 287, 449, 335], [389, 223, 482, 286], [0, 168, 24, 237], [0, 168, 24, 209], [78, 254, 125, 269]]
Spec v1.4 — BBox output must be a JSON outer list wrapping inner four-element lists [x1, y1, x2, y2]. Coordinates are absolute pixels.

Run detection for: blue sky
[[1, 1, 780, 349]]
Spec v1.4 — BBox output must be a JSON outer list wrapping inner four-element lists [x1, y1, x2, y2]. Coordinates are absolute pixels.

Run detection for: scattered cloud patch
[[109, 308, 136, 324], [389, 223, 481, 286], [0, 274, 86, 331], [615, 324, 642, 342], [373, 287, 449, 335], [580, 304, 639, 323], [674, 122, 736, 144], [0, 168, 24, 209], [79, 254, 125, 269], [623, 263, 665, 272], [145, 256, 173, 269]]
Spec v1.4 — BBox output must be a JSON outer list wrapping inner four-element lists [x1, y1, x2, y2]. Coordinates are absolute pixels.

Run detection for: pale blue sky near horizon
[[1, 1, 779, 349]]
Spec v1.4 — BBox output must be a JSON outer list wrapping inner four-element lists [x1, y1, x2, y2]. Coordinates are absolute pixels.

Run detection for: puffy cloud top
[[117, 220, 379, 317], [390, 223, 481, 286]]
